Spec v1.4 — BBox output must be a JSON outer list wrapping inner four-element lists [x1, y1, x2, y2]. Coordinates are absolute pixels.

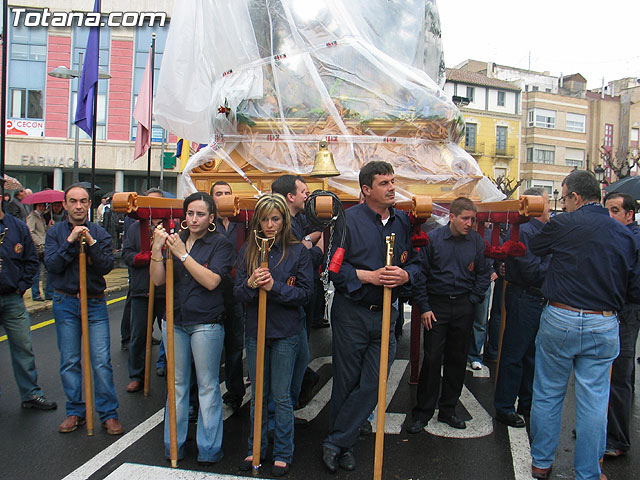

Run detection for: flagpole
[[1, 1, 9, 198], [146, 33, 155, 190], [90, 0, 102, 221]]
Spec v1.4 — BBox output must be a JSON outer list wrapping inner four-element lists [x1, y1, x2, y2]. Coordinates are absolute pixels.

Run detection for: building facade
[[443, 68, 521, 190], [2, 0, 177, 195]]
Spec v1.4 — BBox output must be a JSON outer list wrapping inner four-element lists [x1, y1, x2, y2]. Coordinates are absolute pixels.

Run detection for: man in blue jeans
[[528, 170, 640, 480], [0, 187, 57, 411], [45, 184, 122, 435]]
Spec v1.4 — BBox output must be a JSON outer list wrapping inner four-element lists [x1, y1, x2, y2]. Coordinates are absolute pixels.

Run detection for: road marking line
[[105, 462, 270, 479], [0, 295, 126, 343], [62, 409, 164, 480], [508, 424, 532, 479], [425, 385, 494, 438], [372, 360, 409, 434]]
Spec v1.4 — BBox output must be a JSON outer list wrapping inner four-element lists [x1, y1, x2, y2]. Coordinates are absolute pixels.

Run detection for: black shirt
[[529, 204, 640, 311]]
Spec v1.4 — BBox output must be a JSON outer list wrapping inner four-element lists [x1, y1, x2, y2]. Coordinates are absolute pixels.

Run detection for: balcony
[[464, 141, 485, 155], [491, 144, 516, 158]]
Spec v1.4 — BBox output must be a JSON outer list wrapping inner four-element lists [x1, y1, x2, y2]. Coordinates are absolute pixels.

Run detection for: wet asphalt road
[[1, 292, 640, 480]]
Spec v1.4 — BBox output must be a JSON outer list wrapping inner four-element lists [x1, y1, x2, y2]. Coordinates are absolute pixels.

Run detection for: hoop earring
[[208, 222, 217, 233], [180, 220, 188, 230]]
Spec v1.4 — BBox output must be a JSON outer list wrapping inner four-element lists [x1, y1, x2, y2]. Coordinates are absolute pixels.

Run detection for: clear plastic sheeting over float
[[155, 0, 504, 202]]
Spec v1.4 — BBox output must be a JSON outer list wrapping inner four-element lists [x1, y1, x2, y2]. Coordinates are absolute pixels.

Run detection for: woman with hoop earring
[[150, 192, 235, 464], [235, 193, 313, 476]]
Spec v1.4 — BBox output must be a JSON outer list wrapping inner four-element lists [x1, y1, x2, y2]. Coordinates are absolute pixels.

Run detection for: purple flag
[[74, 0, 100, 137]]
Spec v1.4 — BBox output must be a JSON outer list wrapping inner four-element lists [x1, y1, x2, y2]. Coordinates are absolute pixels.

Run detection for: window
[[528, 108, 556, 129], [526, 145, 555, 164], [497, 91, 505, 107], [496, 126, 507, 154], [8, 9, 46, 121], [494, 167, 507, 179], [566, 112, 586, 133], [565, 148, 585, 168], [131, 24, 170, 140], [631, 127, 639, 148], [604, 123, 614, 149], [466, 86, 475, 103], [70, 24, 111, 140], [465, 123, 477, 151], [530, 180, 553, 195], [532, 86, 539, 92]]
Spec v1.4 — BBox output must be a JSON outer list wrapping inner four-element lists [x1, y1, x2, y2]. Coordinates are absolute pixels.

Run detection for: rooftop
[[445, 68, 521, 92]]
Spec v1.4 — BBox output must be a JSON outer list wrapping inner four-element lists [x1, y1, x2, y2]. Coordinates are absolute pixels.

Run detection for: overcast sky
[[437, 0, 640, 89]]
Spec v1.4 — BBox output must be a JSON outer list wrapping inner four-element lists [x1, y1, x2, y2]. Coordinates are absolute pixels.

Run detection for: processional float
[[112, 192, 184, 467]]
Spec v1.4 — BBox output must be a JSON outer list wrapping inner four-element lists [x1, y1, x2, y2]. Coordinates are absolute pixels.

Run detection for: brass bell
[[310, 141, 340, 177]]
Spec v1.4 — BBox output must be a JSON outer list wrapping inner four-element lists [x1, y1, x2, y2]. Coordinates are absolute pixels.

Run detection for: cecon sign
[[6, 119, 45, 137]]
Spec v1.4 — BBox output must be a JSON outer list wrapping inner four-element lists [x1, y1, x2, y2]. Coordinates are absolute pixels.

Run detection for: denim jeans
[[163, 321, 225, 463], [31, 260, 43, 300], [0, 293, 43, 401], [468, 286, 491, 364], [246, 334, 298, 464], [52, 292, 119, 422], [128, 296, 165, 381], [530, 305, 619, 480], [290, 310, 310, 405], [494, 285, 544, 414]]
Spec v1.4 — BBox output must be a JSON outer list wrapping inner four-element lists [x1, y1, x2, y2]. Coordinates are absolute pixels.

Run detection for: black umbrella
[[75, 181, 101, 191], [603, 176, 640, 200]]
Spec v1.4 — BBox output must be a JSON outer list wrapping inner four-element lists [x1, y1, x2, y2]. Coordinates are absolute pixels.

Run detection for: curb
[[26, 284, 129, 316]]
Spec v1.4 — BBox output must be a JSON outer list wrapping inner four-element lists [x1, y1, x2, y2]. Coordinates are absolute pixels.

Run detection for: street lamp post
[[553, 188, 559, 213], [48, 55, 111, 184], [594, 165, 605, 183]]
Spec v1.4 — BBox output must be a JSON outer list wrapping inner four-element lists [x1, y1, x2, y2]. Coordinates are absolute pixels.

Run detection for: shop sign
[[6, 119, 45, 137]]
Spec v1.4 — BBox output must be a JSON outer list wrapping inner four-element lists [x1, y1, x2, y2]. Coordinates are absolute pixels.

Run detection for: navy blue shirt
[[627, 221, 640, 243], [329, 202, 421, 306], [235, 240, 313, 339], [45, 220, 114, 295], [529, 204, 640, 311], [292, 212, 323, 269], [169, 230, 235, 326], [216, 217, 241, 250], [0, 213, 39, 294], [122, 221, 165, 298], [414, 223, 492, 313], [505, 218, 551, 289]]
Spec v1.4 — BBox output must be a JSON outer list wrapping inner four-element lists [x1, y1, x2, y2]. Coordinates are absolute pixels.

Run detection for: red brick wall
[[107, 39, 133, 141], [45, 35, 72, 138]]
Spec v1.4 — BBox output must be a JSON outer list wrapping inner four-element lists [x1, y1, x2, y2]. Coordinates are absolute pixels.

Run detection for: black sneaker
[[22, 395, 57, 410]]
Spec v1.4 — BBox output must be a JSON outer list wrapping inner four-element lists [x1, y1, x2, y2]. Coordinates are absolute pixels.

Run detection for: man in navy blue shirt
[[603, 192, 640, 458], [494, 188, 551, 428], [45, 184, 122, 435], [407, 197, 492, 433], [0, 178, 57, 411], [322, 161, 421, 473], [528, 171, 640, 480], [211, 181, 247, 412]]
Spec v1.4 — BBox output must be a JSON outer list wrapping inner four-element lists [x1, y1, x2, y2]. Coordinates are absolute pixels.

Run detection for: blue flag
[[74, 0, 100, 137]]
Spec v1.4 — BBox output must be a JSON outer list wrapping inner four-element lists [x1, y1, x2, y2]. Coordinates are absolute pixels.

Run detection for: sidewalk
[[24, 267, 130, 315]]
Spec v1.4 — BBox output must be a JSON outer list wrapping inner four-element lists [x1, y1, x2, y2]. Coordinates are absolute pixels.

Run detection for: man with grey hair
[[493, 188, 551, 428], [528, 170, 640, 480]]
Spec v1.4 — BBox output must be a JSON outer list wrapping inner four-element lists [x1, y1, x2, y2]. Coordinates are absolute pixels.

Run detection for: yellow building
[[444, 69, 521, 189]]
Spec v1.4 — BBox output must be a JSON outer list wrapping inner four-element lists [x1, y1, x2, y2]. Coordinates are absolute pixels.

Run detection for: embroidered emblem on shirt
[[287, 276, 296, 286], [467, 261, 474, 272], [14, 243, 23, 254], [400, 250, 408, 263]]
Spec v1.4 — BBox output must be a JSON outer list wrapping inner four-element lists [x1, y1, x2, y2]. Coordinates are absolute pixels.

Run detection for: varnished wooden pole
[[252, 238, 270, 473], [374, 233, 395, 480], [165, 249, 178, 467], [79, 235, 94, 435], [494, 279, 508, 389], [143, 278, 155, 396]]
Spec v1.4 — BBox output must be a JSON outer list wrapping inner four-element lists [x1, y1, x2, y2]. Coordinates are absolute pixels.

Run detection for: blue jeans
[[468, 286, 491, 363], [246, 334, 298, 464], [31, 260, 43, 300], [0, 293, 43, 401], [163, 321, 225, 463], [530, 305, 619, 480], [52, 293, 119, 422], [290, 310, 309, 405]]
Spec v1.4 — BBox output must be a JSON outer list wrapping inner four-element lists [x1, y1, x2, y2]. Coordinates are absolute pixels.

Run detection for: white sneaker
[[471, 361, 482, 370]]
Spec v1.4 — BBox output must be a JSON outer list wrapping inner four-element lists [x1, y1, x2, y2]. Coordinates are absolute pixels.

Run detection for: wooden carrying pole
[[374, 233, 395, 480], [78, 234, 94, 435], [494, 279, 508, 389], [143, 278, 155, 396], [165, 243, 178, 467], [252, 238, 270, 473]]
